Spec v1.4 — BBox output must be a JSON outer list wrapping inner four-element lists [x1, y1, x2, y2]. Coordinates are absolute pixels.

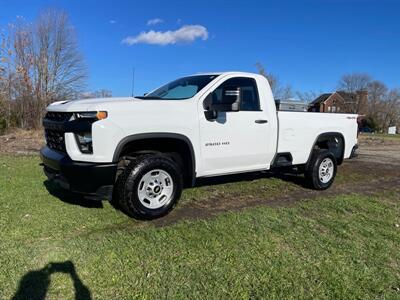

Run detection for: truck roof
[[192, 71, 260, 77]]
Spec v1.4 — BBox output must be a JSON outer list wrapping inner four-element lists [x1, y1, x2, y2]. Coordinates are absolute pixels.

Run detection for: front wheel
[[305, 150, 337, 190], [117, 155, 183, 219]]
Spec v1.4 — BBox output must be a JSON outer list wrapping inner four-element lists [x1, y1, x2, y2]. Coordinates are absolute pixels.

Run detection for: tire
[[305, 149, 337, 190], [117, 154, 183, 219]]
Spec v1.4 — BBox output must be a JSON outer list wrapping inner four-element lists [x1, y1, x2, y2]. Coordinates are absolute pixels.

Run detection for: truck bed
[[277, 111, 358, 165]]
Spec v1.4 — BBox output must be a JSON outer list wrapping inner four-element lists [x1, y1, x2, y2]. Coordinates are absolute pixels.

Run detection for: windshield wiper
[[135, 96, 163, 100]]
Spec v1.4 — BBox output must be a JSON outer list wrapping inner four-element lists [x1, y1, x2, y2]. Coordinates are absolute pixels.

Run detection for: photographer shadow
[[13, 260, 91, 300]]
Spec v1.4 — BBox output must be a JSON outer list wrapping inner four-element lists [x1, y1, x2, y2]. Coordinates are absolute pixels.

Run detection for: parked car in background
[[359, 127, 374, 133]]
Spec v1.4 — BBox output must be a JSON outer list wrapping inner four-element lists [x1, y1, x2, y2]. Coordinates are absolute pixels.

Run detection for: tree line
[[0, 10, 398, 134], [338, 73, 400, 132], [0, 8, 112, 133], [0, 9, 88, 131], [256, 63, 400, 133]]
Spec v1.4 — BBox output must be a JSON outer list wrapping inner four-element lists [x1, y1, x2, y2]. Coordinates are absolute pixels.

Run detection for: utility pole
[[131, 67, 135, 97]]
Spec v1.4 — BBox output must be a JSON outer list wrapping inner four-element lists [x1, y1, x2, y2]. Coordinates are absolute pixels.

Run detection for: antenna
[[131, 67, 135, 97]]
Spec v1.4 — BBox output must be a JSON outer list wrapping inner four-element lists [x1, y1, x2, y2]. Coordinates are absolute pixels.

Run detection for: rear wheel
[[118, 155, 183, 219], [305, 149, 337, 190]]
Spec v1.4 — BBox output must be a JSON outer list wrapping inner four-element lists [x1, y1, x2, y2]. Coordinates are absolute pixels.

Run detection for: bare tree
[[255, 62, 278, 93], [380, 89, 400, 131], [32, 9, 87, 104], [338, 73, 371, 93], [0, 9, 87, 129], [336, 73, 372, 114], [12, 19, 36, 128], [366, 80, 387, 119], [255, 62, 293, 100], [0, 30, 15, 131], [338, 75, 400, 132], [296, 90, 321, 103]]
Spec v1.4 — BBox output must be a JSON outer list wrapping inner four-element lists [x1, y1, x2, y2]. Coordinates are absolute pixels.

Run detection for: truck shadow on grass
[[12, 260, 91, 300], [43, 169, 309, 218], [43, 181, 104, 208]]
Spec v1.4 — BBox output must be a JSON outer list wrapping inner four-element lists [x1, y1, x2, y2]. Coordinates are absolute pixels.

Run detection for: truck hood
[[46, 97, 195, 120], [47, 97, 136, 112]]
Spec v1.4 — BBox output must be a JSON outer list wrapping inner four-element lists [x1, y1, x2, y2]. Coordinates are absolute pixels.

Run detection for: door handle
[[255, 119, 268, 124]]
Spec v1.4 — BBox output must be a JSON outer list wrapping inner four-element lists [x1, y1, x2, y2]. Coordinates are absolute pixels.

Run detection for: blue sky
[[1, 0, 400, 96]]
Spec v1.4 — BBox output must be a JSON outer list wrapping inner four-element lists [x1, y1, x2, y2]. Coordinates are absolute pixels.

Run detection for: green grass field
[[1, 155, 399, 299]]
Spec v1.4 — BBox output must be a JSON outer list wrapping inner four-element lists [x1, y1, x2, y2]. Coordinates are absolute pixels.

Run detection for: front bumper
[[40, 146, 117, 200]]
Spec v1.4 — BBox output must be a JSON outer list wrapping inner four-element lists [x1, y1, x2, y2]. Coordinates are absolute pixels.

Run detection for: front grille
[[45, 129, 66, 152], [43, 112, 72, 153], [45, 112, 73, 122]]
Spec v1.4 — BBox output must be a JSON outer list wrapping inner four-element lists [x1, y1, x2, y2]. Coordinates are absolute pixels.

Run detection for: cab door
[[198, 76, 273, 176]]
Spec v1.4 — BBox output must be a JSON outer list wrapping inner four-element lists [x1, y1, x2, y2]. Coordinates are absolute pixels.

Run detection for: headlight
[[75, 111, 108, 120], [73, 111, 107, 154], [75, 132, 93, 153]]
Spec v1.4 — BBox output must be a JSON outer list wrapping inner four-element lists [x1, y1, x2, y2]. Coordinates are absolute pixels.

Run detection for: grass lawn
[[0, 155, 399, 299]]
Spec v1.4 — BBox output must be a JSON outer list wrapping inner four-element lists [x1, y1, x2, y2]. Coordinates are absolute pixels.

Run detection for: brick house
[[309, 90, 368, 114]]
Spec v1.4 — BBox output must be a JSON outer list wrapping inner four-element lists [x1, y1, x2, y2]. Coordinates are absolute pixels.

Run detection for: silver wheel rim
[[137, 169, 174, 209], [319, 158, 334, 183]]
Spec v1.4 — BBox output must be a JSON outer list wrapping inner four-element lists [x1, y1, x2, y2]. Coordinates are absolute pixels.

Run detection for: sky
[[1, 0, 400, 96]]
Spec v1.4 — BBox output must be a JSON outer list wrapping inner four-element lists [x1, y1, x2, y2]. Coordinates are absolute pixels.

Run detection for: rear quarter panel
[[277, 112, 358, 164]]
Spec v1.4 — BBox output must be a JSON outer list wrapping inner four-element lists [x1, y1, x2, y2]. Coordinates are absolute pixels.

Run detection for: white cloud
[[109, 20, 117, 24], [147, 18, 163, 26], [122, 25, 209, 46]]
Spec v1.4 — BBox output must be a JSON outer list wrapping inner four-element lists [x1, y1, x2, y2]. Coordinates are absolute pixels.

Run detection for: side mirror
[[204, 109, 218, 120], [203, 94, 217, 120]]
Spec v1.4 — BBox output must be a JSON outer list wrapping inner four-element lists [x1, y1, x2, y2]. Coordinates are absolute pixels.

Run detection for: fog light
[[75, 132, 93, 153]]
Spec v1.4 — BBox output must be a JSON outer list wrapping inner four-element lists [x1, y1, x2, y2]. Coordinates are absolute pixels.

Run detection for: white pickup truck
[[41, 72, 358, 219]]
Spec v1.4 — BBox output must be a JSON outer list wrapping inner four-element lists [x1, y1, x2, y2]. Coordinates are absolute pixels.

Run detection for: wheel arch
[[113, 133, 196, 187], [306, 132, 346, 167]]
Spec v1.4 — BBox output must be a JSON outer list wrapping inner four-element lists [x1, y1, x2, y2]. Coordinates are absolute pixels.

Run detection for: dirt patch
[[154, 166, 400, 227], [357, 135, 400, 165], [153, 148, 400, 227], [0, 129, 44, 155], [1, 130, 399, 226]]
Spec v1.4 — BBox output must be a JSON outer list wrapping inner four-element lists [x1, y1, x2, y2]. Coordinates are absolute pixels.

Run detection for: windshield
[[137, 75, 219, 100]]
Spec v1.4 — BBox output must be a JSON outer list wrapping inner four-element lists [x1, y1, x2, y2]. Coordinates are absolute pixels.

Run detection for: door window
[[207, 77, 260, 111]]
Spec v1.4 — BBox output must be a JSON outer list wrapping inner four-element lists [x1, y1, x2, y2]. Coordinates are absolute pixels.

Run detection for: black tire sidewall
[[123, 156, 183, 219], [308, 150, 337, 190]]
